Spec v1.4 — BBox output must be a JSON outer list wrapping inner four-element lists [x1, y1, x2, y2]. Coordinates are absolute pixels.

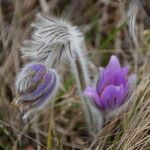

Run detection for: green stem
[[47, 119, 52, 150]]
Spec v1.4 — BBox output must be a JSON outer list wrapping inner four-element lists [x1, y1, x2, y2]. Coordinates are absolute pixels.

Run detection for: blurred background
[[0, 0, 149, 149]]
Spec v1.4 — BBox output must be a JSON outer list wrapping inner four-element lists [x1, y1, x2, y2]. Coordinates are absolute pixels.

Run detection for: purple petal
[[20, 63, 46, 85], [30, 64, 47, 83], [83, 87, 101, 105], [100, 84, 125, 110], [96, 56, 122, 92], [97, 66, 129, 94], [106, 55, 121, 70], [30, 73, 57, 109], [31, 69, 45, 83], [96, 68, 115, 94], [113, 66, 129, 86], [30, 64, 46, 72], [17, 71, 56, 102]]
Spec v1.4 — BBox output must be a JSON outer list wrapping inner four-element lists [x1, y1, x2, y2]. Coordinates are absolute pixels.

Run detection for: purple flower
[[12, 63, 59, 118], [84, 55, 136, 111]]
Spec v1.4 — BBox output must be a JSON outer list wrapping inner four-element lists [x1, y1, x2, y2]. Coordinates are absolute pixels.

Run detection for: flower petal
[[16, 70, 57, 104], [100, 84, 125, 110], [96, 65, 129, 94], [106, 55, 121, 70], [113, 66, 129, 86], [96, 56, 121, 92], [28, 75, 57, 109], [83, 87, 100, 105]]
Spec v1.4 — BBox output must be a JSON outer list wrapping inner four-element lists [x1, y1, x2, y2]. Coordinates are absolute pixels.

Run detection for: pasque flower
[[84, 55, 136, 111], [11, 63, 59, 119]]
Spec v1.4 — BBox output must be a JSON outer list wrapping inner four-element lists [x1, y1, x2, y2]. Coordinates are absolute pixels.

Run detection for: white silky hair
[[127, 0, 146, 43], [21, 13, 90, 86], [21, 13, 84, 68], [15, 63, 37, 93], [127, 0, 139, 43]]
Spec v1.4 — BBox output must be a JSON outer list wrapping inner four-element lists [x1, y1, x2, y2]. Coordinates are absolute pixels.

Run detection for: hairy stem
[[70, 44, 102, 134]]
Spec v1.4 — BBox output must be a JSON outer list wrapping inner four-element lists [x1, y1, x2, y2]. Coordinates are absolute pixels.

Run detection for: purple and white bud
[[12, 63, 59, 119]]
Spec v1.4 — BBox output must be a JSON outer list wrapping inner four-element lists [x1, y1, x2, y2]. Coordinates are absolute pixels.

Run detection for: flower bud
[[12, 63, 59, 119]]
